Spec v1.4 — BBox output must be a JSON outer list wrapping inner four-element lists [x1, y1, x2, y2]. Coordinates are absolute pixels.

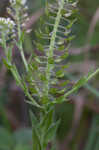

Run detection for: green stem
[[16, 11, 28, 72], [20, 45, 28, 72], [86, 68, 99, 81], [64, 68, 99, 98], [2, 32, 7, 54], [44, 0, 65, 101]]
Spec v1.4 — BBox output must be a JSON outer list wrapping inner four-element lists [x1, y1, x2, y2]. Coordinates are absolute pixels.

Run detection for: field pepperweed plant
[[0, 0, 99, 150]]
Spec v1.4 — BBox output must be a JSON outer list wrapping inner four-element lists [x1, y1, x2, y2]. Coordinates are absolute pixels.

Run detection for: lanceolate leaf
[[29, 110, 39, 128], [32, 126, 41, 150], [43, 120, 60, 146], [56, 70, 64, 78], [39, 107, 54, 133]]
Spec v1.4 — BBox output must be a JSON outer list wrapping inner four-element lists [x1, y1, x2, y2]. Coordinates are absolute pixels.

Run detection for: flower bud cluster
[[0, 17, 16, 43], [9, 0, 29, 30], [0, 0, 29, 44], [10, 0, 27, 5]]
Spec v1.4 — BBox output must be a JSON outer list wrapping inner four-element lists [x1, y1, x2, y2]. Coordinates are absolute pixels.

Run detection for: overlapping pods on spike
[[25, 0, 78, 105]]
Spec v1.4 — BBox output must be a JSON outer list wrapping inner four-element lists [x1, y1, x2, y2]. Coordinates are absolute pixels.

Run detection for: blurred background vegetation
[[0, 0, 99, 150]]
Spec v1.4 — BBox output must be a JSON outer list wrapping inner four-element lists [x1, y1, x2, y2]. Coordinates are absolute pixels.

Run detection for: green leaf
[[20, 31, 25, 43], [55, 95, 65, 103], [3, 59, 12, 69], [32, 125, 41, 150], [39, 17, 45, 26], [39, 108, 54, 133], [28, 108, 41, 147], [41, 95, 50, 104], [61, 52, 69, 59], [49, 88, 58, 95], [61, 9, 66, 16], [73, 76, 87, 89], [34, 42, 44, 52], [43, 120, 60, 146], [56, 70, 64, 78], [51, 79, 58, 85], [66, 35, 75, 42], [60, 80, 69, 87], [58, 45, 65, 51], [35, 30, 42, 39], [40, 74, 47, 81], [7, 47, 12, 62], [66, 19, 77, 30], [29, 87, 37, 94], [57, 40, 64, 46], [35, 57, 41, 63], [62, 64, 69, 69], [55, 58, 62, 63], [11, 65, 22, 86], [29, 62, 38, 71], [45, 26, 50, 34], [45, 1, 49, 15], [57, 88, 66, 94], [48, 57, 54, 64], [29, 110, 39, 127]]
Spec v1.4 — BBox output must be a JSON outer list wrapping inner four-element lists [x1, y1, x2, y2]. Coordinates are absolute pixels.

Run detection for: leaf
[[11, 65, 22, 86], [61, 9, 66, 16], [55, 95, 65, 103], [61, 52, 69, 59], [29, 87, 37, 94], [45, 26, 50, 34], [45, 1, 49, 16], [72, 70, 95, 91], [7, 47, 12, 62], [55, 58, 62, 63], [57, 88, 66, 94], [29, 62, 38, 71], [66, 35, 75, 42], [40, 74, 47, 81], [43, 120, 60, 146], [51, 79, 58, 85], [56, 70, 64, 78], [48, 57, 54, 64], [29, 110, 39, 128], [73, 76, 87, 89], [35, 30, 42, 39], [57, 40, 64, 46], [49, 88, 58, 94], [60, 80, 69, 87], [3, 58, 12, 69], [41, 95, 50, 104], [64, 12, 72, 17], [20, 31, 25, 43], [39, 108, 54, 133], [58, 45, 65, 51], [66, 19, 77, 30], [32, 126, 41, 150], [35, 57, 41, 63], [34, 42, 44, 52], [62, 64, 69, 69]]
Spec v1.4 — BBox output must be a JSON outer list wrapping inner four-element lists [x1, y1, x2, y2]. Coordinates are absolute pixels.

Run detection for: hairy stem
[[44, 0, 65, 102], [64, 68, 99, 98], [16, 11, 29, 72]]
